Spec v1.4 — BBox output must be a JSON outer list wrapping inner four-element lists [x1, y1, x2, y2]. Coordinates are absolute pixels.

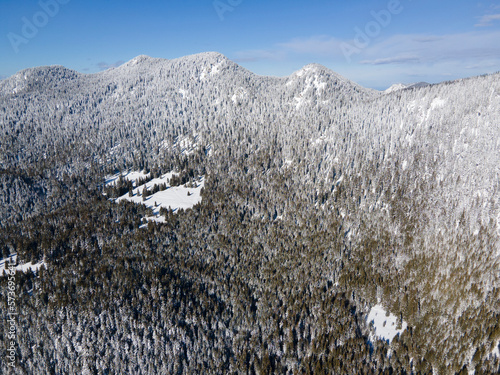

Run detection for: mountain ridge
[[2, 52, 498, 99], [0, 52, 374, 96], [0, 51, 499, 374]]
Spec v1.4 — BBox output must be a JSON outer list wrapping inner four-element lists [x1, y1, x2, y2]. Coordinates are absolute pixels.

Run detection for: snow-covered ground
[[430, 97, 446, 110], [174, 134, 199, 156], [200, 60, 224, 80], [492, 341, 500, 358], [110, 172, 205, 224], [367, 304, 407, 343], [105, 170, 151, 187], [0, 254, 46, 276], [231, 87, 248, 104]]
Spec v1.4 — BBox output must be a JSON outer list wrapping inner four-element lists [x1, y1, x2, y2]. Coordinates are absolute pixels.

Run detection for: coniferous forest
[[0, 53, 499, 374]]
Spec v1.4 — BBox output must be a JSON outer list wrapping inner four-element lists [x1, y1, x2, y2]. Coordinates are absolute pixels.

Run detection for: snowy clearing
[[200, 61, 224, 81], [174, 134, 200, 156], [0, 254, 46, 276], [492, 341, 500, 358], [231, 87, 248, 104], [105, 170, 151, 187], [431, 97, 446, 110], [367, 304, 407, 343], [112, 172, 205, 224]]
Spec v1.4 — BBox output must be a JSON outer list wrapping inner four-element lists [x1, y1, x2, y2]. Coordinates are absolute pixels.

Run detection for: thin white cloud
[[234, 30, 500, 88], [362, 31, 500, 64], [236, 30, 500, 65], [412, 36, 443, 43], [361, 55, 420, 65], [234, 36, 348, 64], [465, 60, 499, 69], [233, 49, 285, 62], [277, 35, 345, 56], [233, 36, 346, 63], [475, 13, 500, 27]]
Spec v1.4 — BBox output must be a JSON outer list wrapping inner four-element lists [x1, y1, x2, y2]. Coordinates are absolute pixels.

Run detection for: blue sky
[[1, 0, 500, 89]]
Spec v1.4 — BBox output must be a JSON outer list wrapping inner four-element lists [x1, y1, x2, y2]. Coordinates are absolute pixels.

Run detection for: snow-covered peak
[[121, 52, 230, 71], [175, 51, 231, 67], [384, 82, 431, 94], [287, 63, 369, 92], [293, 63, 325, 77], [291, 63, 354, 82], [0, 65, 80, 95], [114, 55, 166, 74], [385, 83, 409, 94], [285, 62, 375, 106], [126, 55, 161, 66], [13, 65, 79, 81], [192, 51, 228, 61], [288, 65, 324, 87], [161, 52, 235, 82]]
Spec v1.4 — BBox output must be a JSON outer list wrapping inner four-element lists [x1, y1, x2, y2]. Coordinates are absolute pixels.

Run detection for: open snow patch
[[293, 95, 308, 109], [492, 341, 500, 358], [105, 170, 151, 187], [200, 61, 224, 81], [431, 97, 446, 110], [158, 134, 201, 156], [312, 76, 327, 91], [231, 87, 248, 104], [367, 304, 407, 344], [112, 173, 205, 224], [0, 254, 46, 276], [175, 135, 199, 156]]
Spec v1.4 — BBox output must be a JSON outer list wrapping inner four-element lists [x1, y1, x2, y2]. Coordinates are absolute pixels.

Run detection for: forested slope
[[0, 53, 499, 374]]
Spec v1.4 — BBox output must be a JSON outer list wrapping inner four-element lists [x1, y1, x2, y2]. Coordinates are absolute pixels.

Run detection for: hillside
[[0, 53, 499, 374]]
